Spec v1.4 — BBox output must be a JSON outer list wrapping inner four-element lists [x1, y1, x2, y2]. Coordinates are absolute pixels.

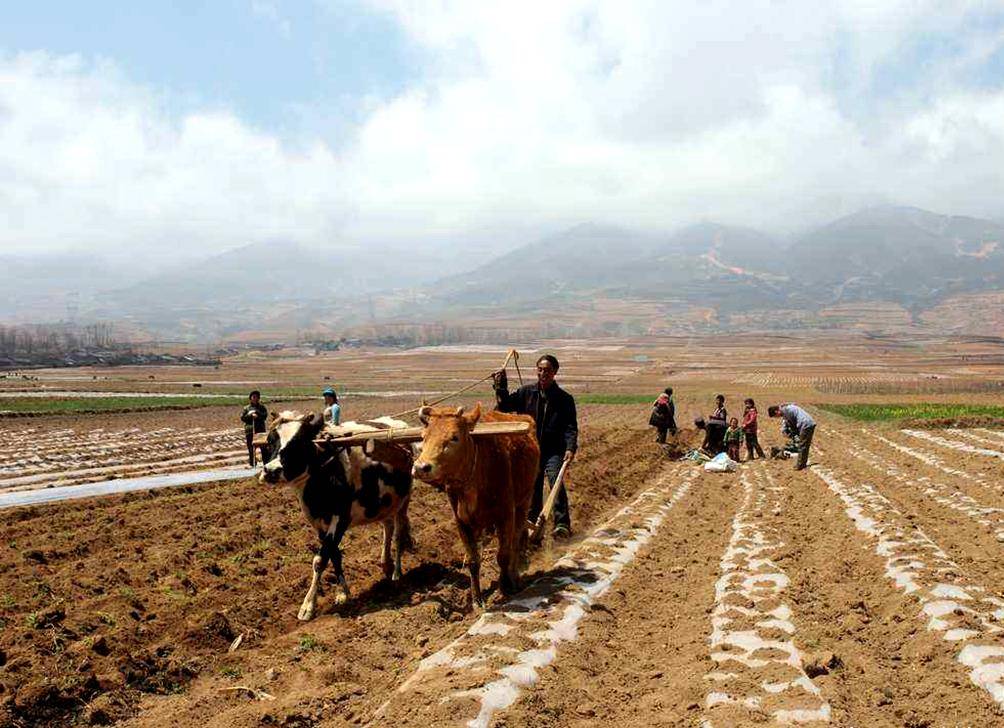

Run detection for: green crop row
[[815, 403, 1004, 422]]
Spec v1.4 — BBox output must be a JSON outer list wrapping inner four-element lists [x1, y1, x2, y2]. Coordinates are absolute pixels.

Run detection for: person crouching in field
[[240, 390, 268, 467], [724, 417, 743, 462], [742, 398, 766, 461], [649, 387, 677, 443], [768, 403, 816, 470]]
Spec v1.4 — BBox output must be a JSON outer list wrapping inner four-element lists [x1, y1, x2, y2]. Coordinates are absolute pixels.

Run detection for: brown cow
[[412, 403, 538, 608]]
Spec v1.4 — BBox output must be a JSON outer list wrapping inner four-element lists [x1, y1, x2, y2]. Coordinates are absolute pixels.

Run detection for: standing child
[[742, 398, 766, 461], [724, 417, 743, 462], [322, 387, 341, 425]]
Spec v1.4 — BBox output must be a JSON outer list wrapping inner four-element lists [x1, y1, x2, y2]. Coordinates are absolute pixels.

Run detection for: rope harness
[[387, 348, 523, 420]]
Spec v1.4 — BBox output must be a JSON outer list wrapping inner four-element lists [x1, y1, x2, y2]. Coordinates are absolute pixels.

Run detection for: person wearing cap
[[492, 353, 578, 539], [322, 387, 341, 425], [240, 390, 268, 467]]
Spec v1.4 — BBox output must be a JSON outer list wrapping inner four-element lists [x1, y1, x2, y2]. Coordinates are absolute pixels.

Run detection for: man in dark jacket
[[240, 390, 268, 467], [493, 354, 578, 538]]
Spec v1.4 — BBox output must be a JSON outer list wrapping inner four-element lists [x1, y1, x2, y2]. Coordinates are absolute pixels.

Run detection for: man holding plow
[[493, 354, 578, 539]]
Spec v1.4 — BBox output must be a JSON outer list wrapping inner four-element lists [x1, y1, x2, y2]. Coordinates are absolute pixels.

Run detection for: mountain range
[[5, 205, 1004, 340]]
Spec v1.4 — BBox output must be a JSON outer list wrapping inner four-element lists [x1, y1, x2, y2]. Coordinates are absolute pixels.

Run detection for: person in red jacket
[[742, 398, 766, 461]]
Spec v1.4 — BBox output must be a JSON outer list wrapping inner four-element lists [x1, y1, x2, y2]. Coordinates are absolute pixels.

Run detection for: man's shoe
[[552, 525, 571, 540]]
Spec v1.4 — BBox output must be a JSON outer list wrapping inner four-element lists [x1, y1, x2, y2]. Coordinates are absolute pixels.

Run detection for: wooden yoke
[[314, 420, 531, 447]]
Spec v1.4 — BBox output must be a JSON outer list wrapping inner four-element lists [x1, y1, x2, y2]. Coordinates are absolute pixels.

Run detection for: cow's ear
[[269, 411, 278, 421], [418, 406, 431, 425], [463, 402, 482, 427]]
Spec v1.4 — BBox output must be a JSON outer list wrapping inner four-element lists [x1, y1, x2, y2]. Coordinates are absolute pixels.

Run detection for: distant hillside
[[786, 206, 1004, 304], [433, 223, 663, 305], [432, 221, 787, 308], [0, 253, 141, 323], [99, 238, 498, 312], [8, 205, 1004, 341]]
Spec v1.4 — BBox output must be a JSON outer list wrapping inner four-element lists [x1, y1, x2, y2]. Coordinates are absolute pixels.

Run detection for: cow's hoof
[[334, 591, 349, 605]]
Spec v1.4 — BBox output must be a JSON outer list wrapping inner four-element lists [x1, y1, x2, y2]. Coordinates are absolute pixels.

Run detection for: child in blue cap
[[322, 387, 341, 425]]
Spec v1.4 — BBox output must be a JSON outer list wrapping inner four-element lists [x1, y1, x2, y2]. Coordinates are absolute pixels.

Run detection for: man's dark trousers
[[245, 431, 256, 467], [530, 453, 570, 529], [796, 425, 815, 470]]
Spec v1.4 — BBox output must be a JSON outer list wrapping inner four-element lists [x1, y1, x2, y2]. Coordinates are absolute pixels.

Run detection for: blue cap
[[322, 387, 336, 397]]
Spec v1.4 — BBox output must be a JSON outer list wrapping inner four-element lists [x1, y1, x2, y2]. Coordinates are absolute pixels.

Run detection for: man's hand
[[491, 369, 508, 390], [563, 450, 575, 464], [250, 411, 258, 418]]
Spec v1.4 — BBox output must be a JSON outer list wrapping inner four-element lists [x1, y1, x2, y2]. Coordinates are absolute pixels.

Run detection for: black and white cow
[[260, 411, 413, 621]]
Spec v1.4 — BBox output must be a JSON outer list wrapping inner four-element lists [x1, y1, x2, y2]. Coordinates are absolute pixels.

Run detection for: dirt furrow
[[375, 465, 697, 727], [810, 464, 1004, 722], [829, 428, 1004, 539], [497, 465, 739, 727], [701, 464, 830, 726], [901, 429, 1004, 468], [863, 429, 1002, 493]]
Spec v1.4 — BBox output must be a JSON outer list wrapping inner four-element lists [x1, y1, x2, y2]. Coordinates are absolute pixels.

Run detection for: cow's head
[[412, 403, 482, 485], [260, 410, 326, 486]]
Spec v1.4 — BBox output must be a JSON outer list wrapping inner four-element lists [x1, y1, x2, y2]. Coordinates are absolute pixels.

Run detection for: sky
[[2, 0, 1004, 259]]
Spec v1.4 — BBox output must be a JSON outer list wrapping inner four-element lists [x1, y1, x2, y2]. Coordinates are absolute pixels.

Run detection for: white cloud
[[250, 0, 292, 39], [2, 2, 1004, 259], [0, 52, 348, 257]]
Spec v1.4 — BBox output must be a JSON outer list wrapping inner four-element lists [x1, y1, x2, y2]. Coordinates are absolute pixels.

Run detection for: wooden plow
[[527, 458, 570, 541]]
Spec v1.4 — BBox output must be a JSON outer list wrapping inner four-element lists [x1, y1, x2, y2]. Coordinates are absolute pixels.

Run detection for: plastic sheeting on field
[[704, 452, 738, 473]]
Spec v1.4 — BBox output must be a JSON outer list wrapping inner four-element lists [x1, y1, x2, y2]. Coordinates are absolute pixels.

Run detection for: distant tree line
[[0, 322, 124, 360]]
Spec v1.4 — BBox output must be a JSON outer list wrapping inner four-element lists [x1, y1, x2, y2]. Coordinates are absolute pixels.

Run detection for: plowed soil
[[4, 335, 1004, 727], [0, 398, 694, 727]]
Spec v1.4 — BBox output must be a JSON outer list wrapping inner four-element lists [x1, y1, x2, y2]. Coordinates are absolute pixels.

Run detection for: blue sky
[[2, 1, 1004, 258], [0, 1, 420, 137]]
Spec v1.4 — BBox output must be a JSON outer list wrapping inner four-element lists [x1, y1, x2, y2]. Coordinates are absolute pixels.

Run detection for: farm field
[[3, 333, 1004, 726]]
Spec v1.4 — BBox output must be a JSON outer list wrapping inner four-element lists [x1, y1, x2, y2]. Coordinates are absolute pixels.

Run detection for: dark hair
[[249, 390, 261, 398], [537, 354, 560, 372], [715, 394, 725, 403], [768, 405, 780, 416], [664, 387, 673, 396], [745, 398, 755, 407]]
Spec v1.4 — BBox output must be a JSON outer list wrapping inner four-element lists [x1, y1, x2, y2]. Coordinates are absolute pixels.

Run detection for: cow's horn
[[455, 406, 465, 416]]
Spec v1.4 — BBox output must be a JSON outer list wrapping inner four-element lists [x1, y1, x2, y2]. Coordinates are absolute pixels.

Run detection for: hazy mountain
[[6, 206, 1004, 340], [0, 253, 145, 323], [100, 237, 503, 310], [787, 206, 1004, 304], [433, 223, 664, 304], [654, 221, 784, 271]]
